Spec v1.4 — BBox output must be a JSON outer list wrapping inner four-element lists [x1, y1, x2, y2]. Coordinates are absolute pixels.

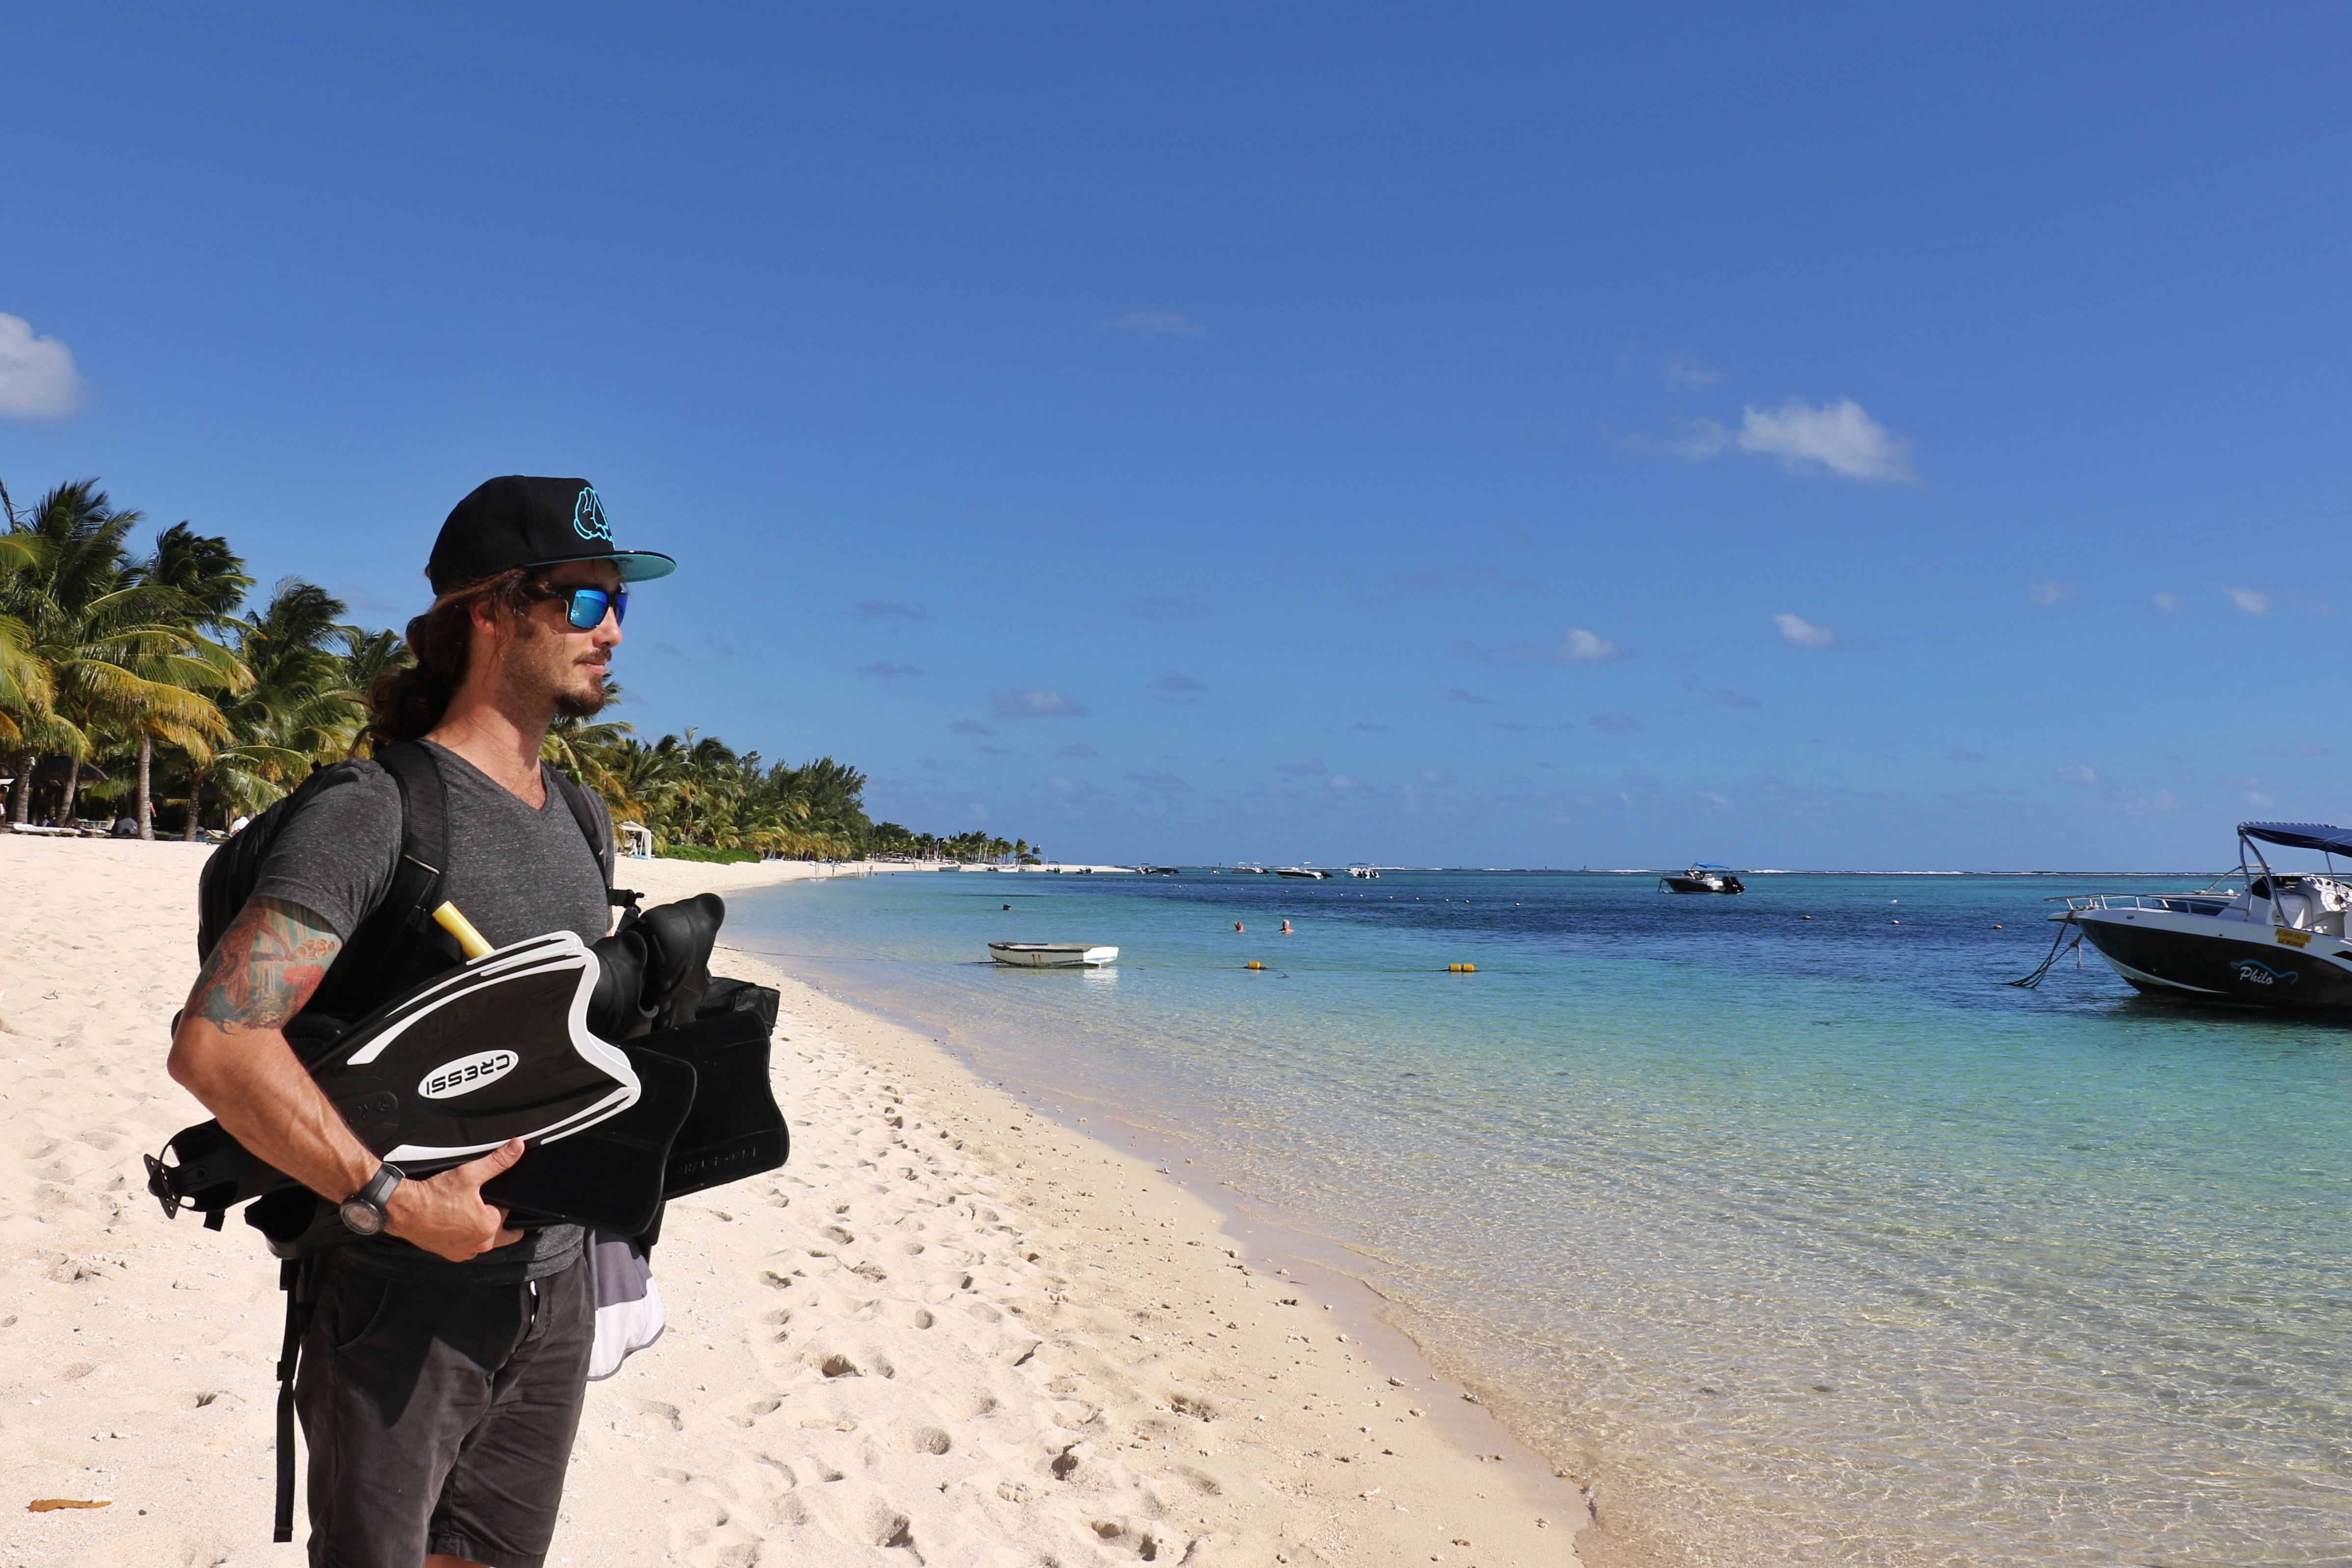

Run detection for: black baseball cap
[[426, 475, 677, 596]]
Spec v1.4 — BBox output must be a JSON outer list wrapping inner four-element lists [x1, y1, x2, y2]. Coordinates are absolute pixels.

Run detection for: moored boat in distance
[[1231, 862, 1268, 875], [1346, 863, 1380, 879], [1275, 864, 1332, 879], [2060, 821, 2352, 1012], [1659, 863, 1745, 894], [988, 942, 1120, 968]]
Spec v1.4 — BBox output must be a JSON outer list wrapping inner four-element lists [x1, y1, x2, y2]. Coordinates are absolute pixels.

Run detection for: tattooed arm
[[167, 896, 524, 1261]]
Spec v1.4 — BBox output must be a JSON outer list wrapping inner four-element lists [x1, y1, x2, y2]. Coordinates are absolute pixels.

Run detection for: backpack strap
[[308, 740, 453, 1017], [273, 1258, 312, 1542], [550, 766, 638, 911]]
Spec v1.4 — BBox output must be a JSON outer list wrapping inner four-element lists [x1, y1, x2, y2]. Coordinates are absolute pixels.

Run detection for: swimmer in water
[[1234, 921, 1244, 932], [1280, 919, 1294, 933]]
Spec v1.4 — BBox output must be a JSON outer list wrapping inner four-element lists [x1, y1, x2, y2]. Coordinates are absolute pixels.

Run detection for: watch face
[[339, 1199, 385, 1236]]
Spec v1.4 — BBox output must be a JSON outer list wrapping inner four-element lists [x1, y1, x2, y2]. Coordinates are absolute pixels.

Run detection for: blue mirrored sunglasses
[[530, 583, 628, 629]]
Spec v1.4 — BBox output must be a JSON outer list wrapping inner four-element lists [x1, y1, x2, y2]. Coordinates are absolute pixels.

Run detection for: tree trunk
[[7, 747, 30, 825], [184, 770, 206, 842], [58, 757, 81, 826], [137, 733, 155, 840]]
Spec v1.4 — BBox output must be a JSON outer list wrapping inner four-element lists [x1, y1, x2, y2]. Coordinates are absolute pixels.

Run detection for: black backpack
[[197, 740, 627, 1025]]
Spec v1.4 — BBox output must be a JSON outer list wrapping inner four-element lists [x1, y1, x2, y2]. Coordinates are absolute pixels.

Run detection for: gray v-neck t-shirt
[[249, 739, 614, 1283]]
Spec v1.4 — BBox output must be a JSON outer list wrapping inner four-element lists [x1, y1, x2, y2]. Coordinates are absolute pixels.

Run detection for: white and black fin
[[317, 930, 640, 1170]]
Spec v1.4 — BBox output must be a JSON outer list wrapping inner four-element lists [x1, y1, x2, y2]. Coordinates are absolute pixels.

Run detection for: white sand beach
[[0, 837, 1582, 1568]]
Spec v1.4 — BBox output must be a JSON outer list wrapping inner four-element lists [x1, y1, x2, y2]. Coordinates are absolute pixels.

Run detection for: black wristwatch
[[338, 1162, 405, 1236]]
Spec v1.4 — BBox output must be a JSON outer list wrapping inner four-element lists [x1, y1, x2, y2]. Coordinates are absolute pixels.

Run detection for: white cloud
[[2153, 592, 2181, 613], [1773, 612, 1840, 649], [2223, 586, 2273, 616], [2057, 764, 2100, 784], [0, 314, 83, 418], [2026, 580, 2080, 608], [1663, 357, 1724, 390], [1737, 397, 1917, 482], [1559, 627, 1627, 662], [1630, 395, 1918, 482], [990, 689, 1089, 718], [1107, 311, 1204, 336]]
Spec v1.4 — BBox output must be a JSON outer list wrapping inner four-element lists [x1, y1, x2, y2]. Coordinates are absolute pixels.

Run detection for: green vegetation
[[0, 476, 1037, 860]]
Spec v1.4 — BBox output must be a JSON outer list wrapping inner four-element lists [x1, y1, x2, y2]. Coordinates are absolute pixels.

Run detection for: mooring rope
[[2007, 915, 2084, 988]]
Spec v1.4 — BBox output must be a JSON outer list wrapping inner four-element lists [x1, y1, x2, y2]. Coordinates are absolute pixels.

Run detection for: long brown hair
[[364, 569, 535, 747]]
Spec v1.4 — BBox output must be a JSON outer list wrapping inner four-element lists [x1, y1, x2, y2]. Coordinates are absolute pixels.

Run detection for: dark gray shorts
[[295, 1249, 593, 1568]]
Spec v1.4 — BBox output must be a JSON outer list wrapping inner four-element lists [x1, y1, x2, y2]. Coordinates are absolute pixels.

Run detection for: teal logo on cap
[[573, 487, 611, 543]]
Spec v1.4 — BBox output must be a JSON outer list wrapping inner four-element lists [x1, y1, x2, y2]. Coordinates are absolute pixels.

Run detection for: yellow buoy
[[1245, 961, 1264, 970], [432, 901, 494, 960], [1448, 963, 1477, 973]]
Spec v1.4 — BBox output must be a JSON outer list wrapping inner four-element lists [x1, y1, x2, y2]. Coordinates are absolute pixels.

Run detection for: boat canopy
[[1691, 862, 1731, 869], [2240, 821, 2352, 856]]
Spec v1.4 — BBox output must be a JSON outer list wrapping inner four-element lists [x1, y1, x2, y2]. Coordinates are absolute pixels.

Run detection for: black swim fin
[[587, 892, 726, 1040], [147, 931, 640, 1223]]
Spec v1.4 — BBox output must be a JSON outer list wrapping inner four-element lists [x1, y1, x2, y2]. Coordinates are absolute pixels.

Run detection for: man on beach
[[167, 476, 674, 1568]]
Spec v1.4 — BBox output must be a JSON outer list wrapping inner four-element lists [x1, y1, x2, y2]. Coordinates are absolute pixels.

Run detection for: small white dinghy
[[988, 942, 1120, 968]]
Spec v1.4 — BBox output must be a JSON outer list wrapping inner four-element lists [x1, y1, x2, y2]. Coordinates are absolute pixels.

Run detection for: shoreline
[[0, 837, 1583, 1567], [720, 929, 1601, 1546]]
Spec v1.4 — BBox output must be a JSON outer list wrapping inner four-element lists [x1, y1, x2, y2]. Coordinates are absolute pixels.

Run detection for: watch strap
[[351, 1161, 404, 1211]]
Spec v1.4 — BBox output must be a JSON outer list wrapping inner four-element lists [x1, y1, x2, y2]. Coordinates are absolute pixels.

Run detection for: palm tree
[[130, 524, 253, 837], [183, 580, 362, 838], [0, 529, 48, 759], [3, 482, 232, 828]]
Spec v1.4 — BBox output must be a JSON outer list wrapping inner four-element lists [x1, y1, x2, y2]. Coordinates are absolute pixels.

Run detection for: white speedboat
[[988, 942, 1120, 968], [1231, 862, 1268, 875], [1275, 864, 1331, 880], [2059, 822, 2352, 1011], [1659, 863, 1745, 894], [1346, 863, 1380, 879]]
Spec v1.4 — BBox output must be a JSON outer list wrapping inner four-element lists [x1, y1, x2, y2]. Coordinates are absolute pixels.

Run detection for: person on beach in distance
[[166, 477, 674, 1568]]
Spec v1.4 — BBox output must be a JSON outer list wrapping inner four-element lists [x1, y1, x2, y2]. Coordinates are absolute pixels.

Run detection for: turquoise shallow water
[[730, 869, 2352, 1568]]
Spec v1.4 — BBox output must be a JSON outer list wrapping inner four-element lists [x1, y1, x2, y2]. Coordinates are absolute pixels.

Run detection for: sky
[[4, 5, 2348, 869]]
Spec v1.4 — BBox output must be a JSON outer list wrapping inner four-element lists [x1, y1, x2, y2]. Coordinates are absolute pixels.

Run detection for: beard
[[509, 610, 612, 720], [554, 672, 609, 720]]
